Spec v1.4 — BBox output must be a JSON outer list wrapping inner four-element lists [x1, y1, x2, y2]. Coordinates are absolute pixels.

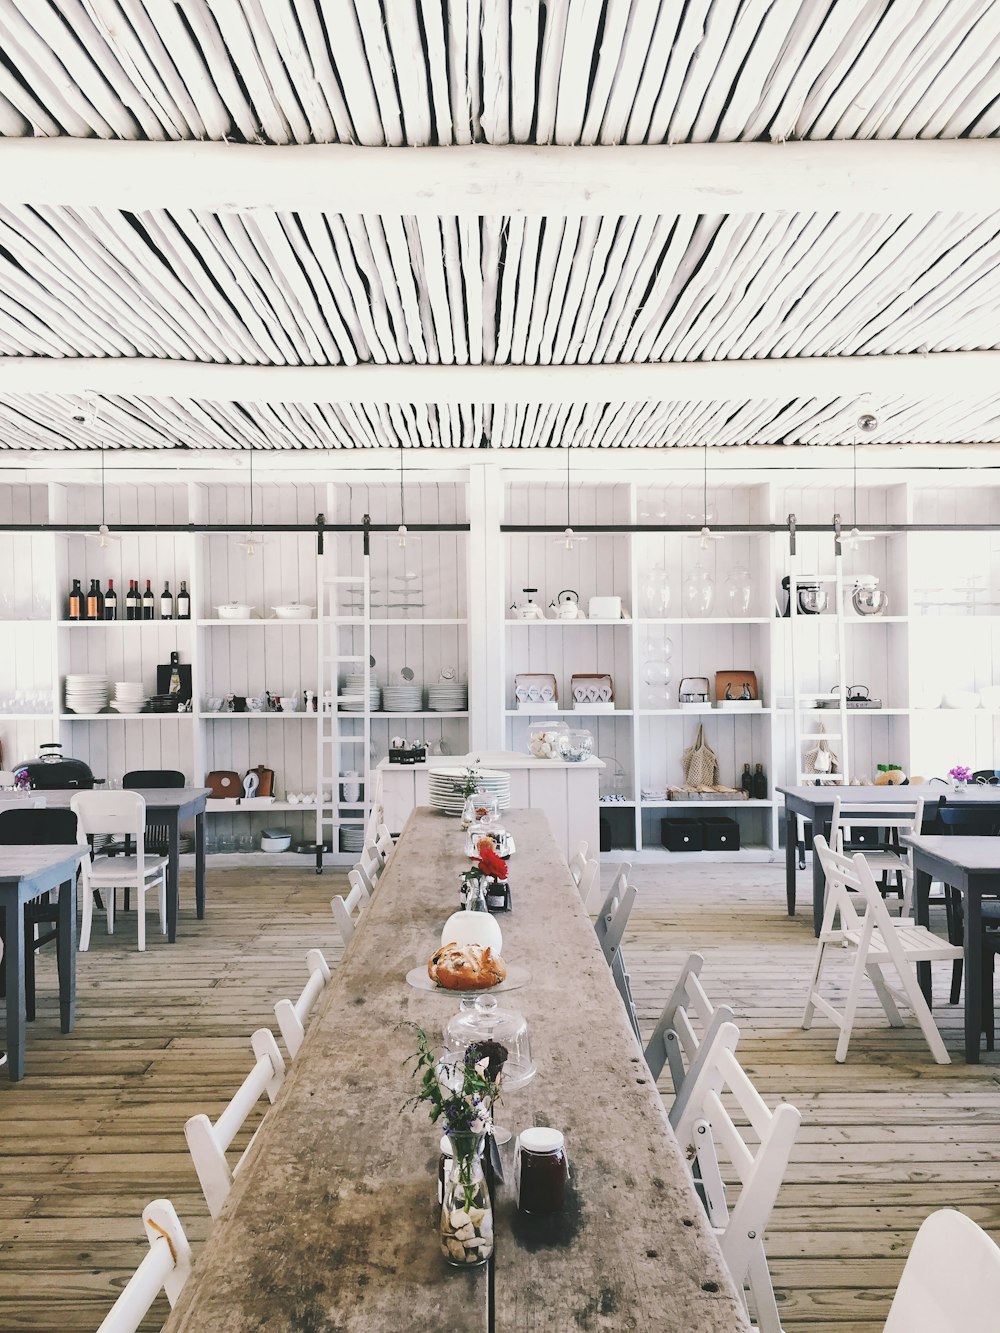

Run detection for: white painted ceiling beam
[[1, 350, 998, 406], [1, 138, 999, 215]]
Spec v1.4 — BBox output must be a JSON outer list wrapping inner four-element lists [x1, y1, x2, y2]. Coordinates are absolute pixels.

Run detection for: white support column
[[467, 462, 504, 751]]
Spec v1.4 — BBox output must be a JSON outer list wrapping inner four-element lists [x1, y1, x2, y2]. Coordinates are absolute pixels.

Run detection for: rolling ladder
[[315, 541, 371, 874], [788, 551, 850, 869]]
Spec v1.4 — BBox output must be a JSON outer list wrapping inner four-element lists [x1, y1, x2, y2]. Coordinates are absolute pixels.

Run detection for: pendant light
[[235, 444, 266, 556], [842, 412, 879, 550], [86, 442, 121, 548], [554, 446, 587, 550], [693, 441, 723, 549], [395, 443, 418, 548]]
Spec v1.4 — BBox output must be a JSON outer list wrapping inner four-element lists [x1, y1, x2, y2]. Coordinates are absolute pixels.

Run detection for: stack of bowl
[[65, 674, 109, 715], [110, 681, 146, 714], [340, 672, 381, 712]]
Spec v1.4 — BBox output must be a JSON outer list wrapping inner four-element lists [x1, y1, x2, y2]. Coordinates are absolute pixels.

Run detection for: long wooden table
[[0, 844, 87, 1081], [164, 807, 748, 1332], [38, 788, 209, 941], [906, 834, 1000, 1064]]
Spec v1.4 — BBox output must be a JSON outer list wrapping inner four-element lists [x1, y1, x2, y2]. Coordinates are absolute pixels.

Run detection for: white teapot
[[548, 589, 587, 620]]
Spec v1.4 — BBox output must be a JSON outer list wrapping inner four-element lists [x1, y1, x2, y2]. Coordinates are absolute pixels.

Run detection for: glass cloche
[[444, 995, 536, 1092]]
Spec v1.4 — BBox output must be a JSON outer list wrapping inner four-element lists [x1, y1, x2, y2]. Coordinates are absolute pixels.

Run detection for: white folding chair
[[594, 864, 639, 1039], [184, 1028, 285, 1219], [803, 835, 962, 1064], [95, 1199, 192, 1333], [643, 953, 735, 1129], [71, 791, 168, 952], [830, 796, 925, 915], [331, 870, 369, 947], [883, 1208, 1000, 1332], [274, 948, 331, 1059], [568, 841, 589, 887], [576, 856, 600, 908], [673, 1021, 801, 1333], [375, 822, 394, 866], [356, 844, 382, 895]]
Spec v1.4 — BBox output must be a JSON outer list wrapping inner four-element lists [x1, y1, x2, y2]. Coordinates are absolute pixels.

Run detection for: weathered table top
[[903, 834, 1000, 876], [164, 807, 748, 1333], [36, 787, 210, 815], [0, 845, 88, 894]]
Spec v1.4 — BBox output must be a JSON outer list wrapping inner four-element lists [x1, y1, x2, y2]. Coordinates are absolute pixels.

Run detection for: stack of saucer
[[65, 674, 109, 715], [110, 681, 146, 714], [339, 825, 365, 853], [428, 767, 511, 815], [427, 681, 467, 712], [381, 683, 423, 713], [340, 672, 381, 712]]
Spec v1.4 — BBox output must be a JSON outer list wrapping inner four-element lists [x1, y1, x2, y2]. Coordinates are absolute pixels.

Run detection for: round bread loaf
[[428, 942, 507, 990]]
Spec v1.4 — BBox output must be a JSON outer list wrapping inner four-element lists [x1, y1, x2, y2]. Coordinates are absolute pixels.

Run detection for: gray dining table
[[0, 844, 88, 1081], [777, 782, 1000, 934], [163, 806, 749, 1332], [39, 787, 210, 942], [905, 834, 1000, 1064]]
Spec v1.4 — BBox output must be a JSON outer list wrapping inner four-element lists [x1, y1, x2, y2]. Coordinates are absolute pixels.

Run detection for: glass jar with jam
[[514, 1127, 568, 1215]]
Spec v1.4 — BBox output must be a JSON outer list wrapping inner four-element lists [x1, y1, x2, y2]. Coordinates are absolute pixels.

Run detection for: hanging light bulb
[[552, 447, 587, 549], [235, 444, 267, 556], [85, 440, 121, 547], [842, 413, 879, 550], [690, 442, 723, 548], [395, 443, 418, 548]]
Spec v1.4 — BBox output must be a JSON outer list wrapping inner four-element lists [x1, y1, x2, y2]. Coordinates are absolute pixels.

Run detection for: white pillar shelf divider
[[0, 464, 997, 864]]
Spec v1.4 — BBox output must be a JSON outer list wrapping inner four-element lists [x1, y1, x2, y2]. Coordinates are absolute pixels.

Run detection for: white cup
[[279, 696, 298, 712]]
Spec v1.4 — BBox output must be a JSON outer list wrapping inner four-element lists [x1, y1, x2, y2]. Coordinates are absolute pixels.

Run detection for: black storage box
[[699, 815, 741, 851], [660, 818, 704, 852], [599, 818, 612, 853]]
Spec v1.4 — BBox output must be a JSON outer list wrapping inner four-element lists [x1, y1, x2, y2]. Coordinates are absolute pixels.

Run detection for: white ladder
[[315, 550, 371, 871]]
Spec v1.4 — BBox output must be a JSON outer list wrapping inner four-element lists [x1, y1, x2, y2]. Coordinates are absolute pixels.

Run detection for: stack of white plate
[[428, 767, 511, 814], [65, 674, 109, 715], [110, 681, 146, 714], [340, 825, 365, 853], [340, 673, 381, 712], [427, 682, 468, 712], [382, 683, 423, 713]]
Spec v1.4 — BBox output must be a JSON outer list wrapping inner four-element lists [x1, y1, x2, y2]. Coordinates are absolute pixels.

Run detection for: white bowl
[[215, 604, 254, 621], [260, 832, 291, 852], [272, 604, 314, 620], [942, 691, 981, 709]]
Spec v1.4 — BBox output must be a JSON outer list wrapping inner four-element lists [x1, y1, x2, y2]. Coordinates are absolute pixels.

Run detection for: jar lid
[[519, 1126, 564, 1154]]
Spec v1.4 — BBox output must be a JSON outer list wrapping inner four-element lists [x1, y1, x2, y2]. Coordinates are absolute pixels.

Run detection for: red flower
[[474, 844, 508, 881]]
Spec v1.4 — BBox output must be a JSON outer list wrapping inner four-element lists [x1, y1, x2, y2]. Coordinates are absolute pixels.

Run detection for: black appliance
[[12, 742, 102, 790]]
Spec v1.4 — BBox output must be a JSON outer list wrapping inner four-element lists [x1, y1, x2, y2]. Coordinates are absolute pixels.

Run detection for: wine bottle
[[85, 578, 103, 622], [167, 650, 181, 696], [125, 579, 138, 621], [752, 763, 767, 800], [142, 579, 154, 621], [67, 578, 83, 622], [176, 580, 191, 621], [740, 762, 753, 798], [160, 582, 173, 620], [104, 579, 117, 621]]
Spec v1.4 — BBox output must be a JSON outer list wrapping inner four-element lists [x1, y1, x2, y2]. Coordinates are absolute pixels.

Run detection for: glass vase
[[440, 1133, 493, 1267]]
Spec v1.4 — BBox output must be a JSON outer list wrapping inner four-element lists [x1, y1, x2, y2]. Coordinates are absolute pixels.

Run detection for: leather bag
[[246, 764, 274, 798], [206, 770, 241, 798]]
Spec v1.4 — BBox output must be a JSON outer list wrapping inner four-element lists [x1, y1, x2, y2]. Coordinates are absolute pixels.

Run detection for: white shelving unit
[[2, 462, 998, 865]]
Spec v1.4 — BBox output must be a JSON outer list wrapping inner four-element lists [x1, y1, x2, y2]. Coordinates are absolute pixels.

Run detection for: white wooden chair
[[568, 841, 589, 887], [576, 856, 600, 909], [883, 1208, 1000, 1332], [829, 795, 925, 914], [643, 953, 736, 1130], [71, 791, 168, 952], [95, 1199, 192, 1333], [803, 835, 962, 1064], [331, 870, 369, 947], [375, 822, 394, 866], [673, 1021, 801, 1333], [274, 948, 331, 1059], [355, 845, 382, 895], [184, 1028, 285, 1219], [594, 864, 639, 1039]]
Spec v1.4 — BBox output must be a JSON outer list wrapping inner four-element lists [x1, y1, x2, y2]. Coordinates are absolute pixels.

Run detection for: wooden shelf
[[60, 713, 193, 721], [638, 707, 771, 716], [505, 708, 632, 716], [636, 616, 772, 626], [58, 619, 193, 627], [198, 712, 315, 720], [505, 618, 631, 626], [640, 799, 773, 808], [197, 618, 316, 626]]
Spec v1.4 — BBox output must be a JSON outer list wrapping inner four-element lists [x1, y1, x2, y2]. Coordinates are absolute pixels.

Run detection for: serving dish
[[272, 604, 314, 620], [216, 604, 255, 621]]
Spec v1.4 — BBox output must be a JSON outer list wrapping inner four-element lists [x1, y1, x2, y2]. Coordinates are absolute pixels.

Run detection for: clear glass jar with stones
[[440, 1132, 493, 1266]]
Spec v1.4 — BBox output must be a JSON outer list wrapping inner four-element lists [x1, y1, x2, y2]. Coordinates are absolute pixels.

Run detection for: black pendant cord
[[248, 444, 255, 532], [703, 442, 709, 528], [399, 444, 405, 529], [566, 446, 571, 531], [100, 445, 107, 529]]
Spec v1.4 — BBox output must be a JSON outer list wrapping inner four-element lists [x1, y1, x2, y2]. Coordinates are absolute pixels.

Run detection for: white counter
[[375, 751, 604, 862]]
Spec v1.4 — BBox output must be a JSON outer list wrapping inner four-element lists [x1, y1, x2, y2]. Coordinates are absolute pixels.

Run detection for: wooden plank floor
[[2, 861, 999, 1330]]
